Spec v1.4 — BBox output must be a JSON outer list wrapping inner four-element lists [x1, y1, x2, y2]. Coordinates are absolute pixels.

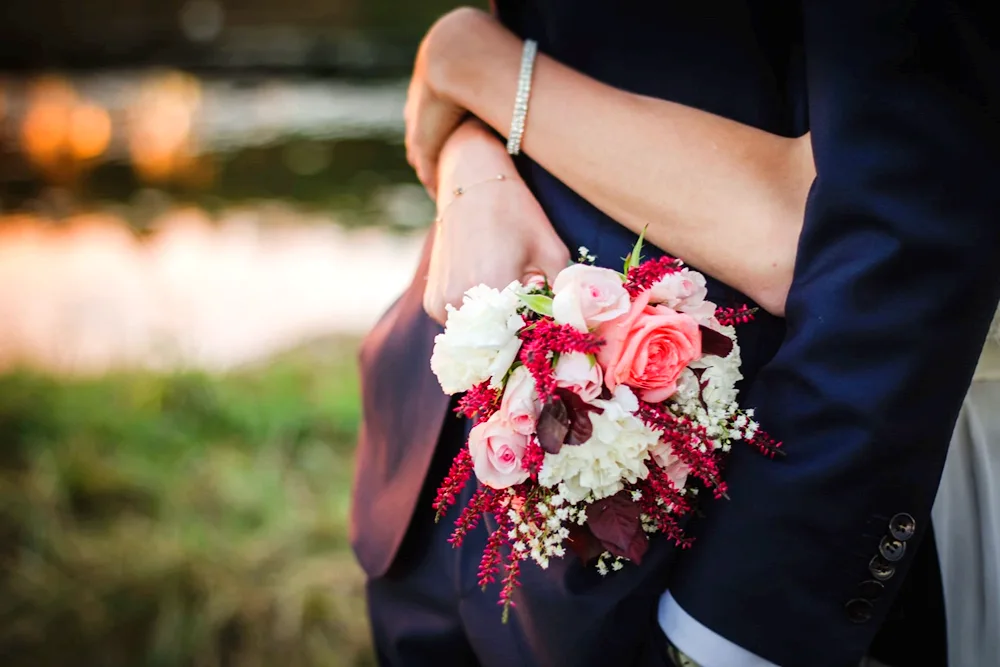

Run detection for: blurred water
[[0, 69, 429, 373]]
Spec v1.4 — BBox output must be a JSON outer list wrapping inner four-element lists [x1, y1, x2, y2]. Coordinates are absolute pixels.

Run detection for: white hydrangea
[[690, 326, 743, 409], [537, 386, 660, 503], [672, 368, 702, 410], [430, 281, 526, 394]]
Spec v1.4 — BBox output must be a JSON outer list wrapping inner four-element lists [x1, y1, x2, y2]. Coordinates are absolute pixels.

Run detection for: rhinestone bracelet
[[506, 39, 538, 156]]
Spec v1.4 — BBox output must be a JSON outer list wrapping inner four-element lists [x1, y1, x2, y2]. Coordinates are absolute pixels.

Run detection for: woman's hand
[[423, 119, 570, 325], [405, 8, 500, 194]]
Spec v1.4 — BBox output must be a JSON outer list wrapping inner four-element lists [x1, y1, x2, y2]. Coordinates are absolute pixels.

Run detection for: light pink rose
[[551, 264, 630, 331], [500, 366, 542, 435], [648, 268, 717, 324], [553, 352, 604, 402], [597, 290, 702, 402], [468, 412, 531, 489], [649, 444, 691, 490]]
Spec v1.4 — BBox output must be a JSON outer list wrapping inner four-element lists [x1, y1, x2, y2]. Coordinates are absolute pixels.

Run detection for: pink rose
[[597, 290, 702, 402], [553, 352, 604, 402], [649, 444, 691, 490], [500, 366, 542, 435], [552, 264, 630, 331], [648, 268, 717, 324], [468, 413, 531, 489]]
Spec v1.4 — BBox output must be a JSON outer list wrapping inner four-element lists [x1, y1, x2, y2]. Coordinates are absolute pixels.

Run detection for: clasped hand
[[421, 120, 569, 326], [405, 11, 569, 326]]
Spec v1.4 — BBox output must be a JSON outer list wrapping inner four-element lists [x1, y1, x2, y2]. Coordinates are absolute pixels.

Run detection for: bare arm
[[408, 8, 814, 315]]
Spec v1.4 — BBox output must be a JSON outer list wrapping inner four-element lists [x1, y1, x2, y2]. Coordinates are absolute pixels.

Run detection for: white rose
[[430, 282, 525, 395], [648, 268, 717, 325], [537, 385, 659, 503]]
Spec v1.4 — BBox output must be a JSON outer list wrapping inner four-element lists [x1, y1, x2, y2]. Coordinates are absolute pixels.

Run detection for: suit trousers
[[364, 408, 673, 667]]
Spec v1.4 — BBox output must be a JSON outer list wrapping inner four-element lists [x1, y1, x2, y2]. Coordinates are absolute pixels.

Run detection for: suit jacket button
[[879, 536, 907, 562], [845, 598, 874, 624], [869, 555, 895, 581], [858, 579, 886, 600], [888, 513, 916, 541]]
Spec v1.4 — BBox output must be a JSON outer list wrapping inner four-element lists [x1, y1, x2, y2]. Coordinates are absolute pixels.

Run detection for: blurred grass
[[0, 338, 371, 667]]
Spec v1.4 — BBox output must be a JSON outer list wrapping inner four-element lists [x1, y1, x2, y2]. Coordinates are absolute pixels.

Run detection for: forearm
[[425, 8, 812, 314]]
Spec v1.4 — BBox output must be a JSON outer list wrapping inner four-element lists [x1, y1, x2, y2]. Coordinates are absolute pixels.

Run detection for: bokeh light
[[68, 103, 112, 161], [126, 70, 202, 183], [20, 76, 76, 171], [19, 76, 112, 176]]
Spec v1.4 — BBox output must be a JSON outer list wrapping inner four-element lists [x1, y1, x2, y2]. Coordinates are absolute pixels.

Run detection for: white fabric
[[932, 358, 1000, 667], [658, 591, 778, 667]]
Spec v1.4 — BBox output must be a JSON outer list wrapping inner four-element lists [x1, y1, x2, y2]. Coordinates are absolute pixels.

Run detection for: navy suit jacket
[[352, 2, 1000, 665]]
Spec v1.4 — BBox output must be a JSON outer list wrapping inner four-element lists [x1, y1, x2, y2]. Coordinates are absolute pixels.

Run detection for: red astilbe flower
[[478, 496, 515, 588], [433, 448, 475, 519], [448, 486, 496, 547], [518, 320, 604, 403], [624, 256, 683, 297], [478, 517, 508, 587], [456, 381, 501, 424], [746, 428, 784, 459], [520, 438, 546, 480], [499, 550, 523, 622], [634, 466, 695, 550], [637, 402, 729, 499], [715, 304, 757, 327]]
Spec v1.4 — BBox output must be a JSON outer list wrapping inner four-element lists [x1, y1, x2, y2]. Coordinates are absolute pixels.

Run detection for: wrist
[[437, 122, 518, 201]]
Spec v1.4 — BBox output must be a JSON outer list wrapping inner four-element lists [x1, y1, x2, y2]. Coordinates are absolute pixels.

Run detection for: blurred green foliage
[[0, 339, 370, 667]]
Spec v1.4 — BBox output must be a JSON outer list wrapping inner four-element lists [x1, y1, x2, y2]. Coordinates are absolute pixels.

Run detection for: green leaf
[[517, 293, 554, 317], [624, 226, 648, 273]]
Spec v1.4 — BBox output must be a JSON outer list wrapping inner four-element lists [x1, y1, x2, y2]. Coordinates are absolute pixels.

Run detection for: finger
[[528, 248, 571, 288], [520, 270, 547, 289], [422, 291, 447, 326], [414, 157, 437, 197], [405, 138, 419, 171], [423, 170, 438, 200]]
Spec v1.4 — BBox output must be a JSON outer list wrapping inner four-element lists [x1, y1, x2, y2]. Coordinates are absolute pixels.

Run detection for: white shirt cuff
[[658, 590, 779, 667]]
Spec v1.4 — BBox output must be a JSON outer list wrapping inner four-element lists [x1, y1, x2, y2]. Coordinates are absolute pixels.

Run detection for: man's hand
[[423, 119, 569, 325]]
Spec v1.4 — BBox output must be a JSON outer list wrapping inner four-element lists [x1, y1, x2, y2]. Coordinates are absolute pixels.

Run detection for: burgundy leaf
[[567, 417, 593, 446], [585, 491, 649, 564], [537, 399, 570, 454], [699, 325, 734, 358], [566, 523, 604, 563], [557, 388, 605, 446]]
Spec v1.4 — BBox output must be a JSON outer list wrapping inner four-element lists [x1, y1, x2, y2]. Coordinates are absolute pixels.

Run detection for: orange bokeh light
[[126, 71, 202, 183], [20, 78, 75, 169], [19, 76, 112, 173], [69, 103, 112, 161]]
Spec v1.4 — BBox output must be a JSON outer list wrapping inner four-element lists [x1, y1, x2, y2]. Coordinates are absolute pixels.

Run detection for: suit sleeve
[[668, 2, 1000, 665]]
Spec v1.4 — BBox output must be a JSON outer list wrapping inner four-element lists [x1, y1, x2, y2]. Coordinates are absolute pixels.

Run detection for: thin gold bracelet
[[434, 173, 511, 223]]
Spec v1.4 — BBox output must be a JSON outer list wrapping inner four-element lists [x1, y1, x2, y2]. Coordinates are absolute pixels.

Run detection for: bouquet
[[429, 236, 780, 620]]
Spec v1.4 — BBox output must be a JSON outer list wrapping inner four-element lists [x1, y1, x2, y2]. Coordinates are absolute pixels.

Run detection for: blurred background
[[0, 1, 480, 664]]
